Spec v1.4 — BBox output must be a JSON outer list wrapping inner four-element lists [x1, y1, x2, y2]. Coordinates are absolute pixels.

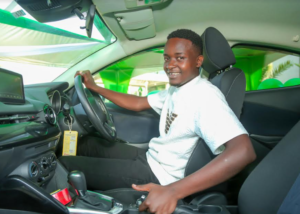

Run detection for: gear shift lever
[[68, 170, 87, 197], [67, 170, 113, 211]]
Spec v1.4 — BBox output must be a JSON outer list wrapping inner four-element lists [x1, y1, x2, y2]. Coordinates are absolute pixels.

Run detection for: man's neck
[[176, 75, 199, 88]]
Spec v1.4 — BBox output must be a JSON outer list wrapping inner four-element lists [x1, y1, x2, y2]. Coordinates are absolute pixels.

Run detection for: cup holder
[[198, 205, 222, 213]]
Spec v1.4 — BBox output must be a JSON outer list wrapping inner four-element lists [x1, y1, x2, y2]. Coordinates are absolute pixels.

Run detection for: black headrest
[[201, 27, 236, 74]]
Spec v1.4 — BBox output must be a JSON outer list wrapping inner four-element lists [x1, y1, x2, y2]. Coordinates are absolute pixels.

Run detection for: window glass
[[94, 48, 169, 102], [232, 46, 300, 91], [0, 1, 116, 85]]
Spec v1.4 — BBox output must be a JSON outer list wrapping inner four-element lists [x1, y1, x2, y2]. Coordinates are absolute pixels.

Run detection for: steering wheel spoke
[[104, 122, 116, 137], [74, 76, 117, 141]]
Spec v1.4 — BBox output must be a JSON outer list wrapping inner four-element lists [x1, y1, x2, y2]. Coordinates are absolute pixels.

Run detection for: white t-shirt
[[146, 76, 247, 185]]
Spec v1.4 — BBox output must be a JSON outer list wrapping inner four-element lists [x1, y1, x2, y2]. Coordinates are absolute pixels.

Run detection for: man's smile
[[167, 71, 181, 79]]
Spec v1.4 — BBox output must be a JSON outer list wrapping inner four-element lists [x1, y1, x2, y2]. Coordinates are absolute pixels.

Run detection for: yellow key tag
[[62, 131, 78, 156]]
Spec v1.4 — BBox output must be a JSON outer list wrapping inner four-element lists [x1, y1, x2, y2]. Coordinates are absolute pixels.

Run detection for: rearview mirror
[[85, 4, 96, 38]]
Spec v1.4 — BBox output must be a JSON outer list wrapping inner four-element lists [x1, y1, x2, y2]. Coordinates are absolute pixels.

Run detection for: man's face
[[163, 38, 203, 86]]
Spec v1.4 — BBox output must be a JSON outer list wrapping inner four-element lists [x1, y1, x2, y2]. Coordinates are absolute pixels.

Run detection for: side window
[[93, 48, 169, 102], [232, 46, 300, 91]]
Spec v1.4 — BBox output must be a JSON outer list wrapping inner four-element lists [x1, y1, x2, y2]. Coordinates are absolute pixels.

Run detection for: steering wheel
[[74, 75, 117, 141]]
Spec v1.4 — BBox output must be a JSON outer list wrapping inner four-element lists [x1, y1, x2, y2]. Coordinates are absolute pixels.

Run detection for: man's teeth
[[168, 72, 180, 77]]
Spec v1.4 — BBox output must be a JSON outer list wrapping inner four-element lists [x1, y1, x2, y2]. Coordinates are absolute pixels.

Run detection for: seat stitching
[[225, 71, 242, 98]]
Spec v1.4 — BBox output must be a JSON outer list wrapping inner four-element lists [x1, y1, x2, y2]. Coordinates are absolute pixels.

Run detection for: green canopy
[[0, 9, 107, 68]]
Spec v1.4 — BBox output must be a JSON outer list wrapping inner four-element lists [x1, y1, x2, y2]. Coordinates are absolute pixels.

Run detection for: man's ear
[[196, 55, 204, 68]]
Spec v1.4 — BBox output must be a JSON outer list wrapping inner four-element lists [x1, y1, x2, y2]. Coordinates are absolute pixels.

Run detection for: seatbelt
[[277, 173, 300, 214]]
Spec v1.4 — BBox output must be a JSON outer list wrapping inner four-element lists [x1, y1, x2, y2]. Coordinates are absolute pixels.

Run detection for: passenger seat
[[175, 119, 300, 213], [238, 119, 300, 214]]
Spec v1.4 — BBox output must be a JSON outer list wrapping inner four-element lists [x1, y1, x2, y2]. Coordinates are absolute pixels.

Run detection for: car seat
[[202, 27, 246, 118], [237, 118, 300, 214], [173, 118, 300, 213], [182, 27, 247, 204], [200, 27, 274, 205]]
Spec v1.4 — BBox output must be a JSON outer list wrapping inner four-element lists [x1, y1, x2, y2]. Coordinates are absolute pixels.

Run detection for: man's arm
[[75, 70, 151, 111], [133, 134, 256, 214]]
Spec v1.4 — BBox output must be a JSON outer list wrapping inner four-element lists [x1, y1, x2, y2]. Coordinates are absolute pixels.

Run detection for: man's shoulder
[[192, 78, 224, 100]]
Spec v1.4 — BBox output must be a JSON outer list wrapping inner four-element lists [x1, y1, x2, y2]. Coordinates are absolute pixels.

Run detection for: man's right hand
[[74, 70, 151, 112], [74, 70, 98, 91]]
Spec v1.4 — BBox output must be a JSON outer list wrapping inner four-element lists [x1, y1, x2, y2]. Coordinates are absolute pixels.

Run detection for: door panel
[[250, 135, 282, 148], [106, 103, 160, 144], [240, 86, 300, 147]]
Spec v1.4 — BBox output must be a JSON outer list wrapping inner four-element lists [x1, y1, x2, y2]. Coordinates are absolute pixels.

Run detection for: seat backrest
[[201, 27, 246, 119], [238, 119, 300, 214], [210, 69, 246, 119]]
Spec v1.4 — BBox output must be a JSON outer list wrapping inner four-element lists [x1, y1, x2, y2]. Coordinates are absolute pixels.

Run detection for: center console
[[55, 170, 150, 214], [66, 171, 124, 214], [0, 156, 233, 214], [54, 169, 231, 214]]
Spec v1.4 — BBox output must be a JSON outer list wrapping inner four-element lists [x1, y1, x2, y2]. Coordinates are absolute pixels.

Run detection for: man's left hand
[[132, 183, 179, 214]]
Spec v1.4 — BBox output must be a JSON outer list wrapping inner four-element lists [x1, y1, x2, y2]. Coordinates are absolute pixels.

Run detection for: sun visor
[[114, 8, 156, 40]]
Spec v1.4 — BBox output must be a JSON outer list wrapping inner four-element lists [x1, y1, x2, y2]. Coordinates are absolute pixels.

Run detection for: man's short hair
[[167, 29, 203, 55]]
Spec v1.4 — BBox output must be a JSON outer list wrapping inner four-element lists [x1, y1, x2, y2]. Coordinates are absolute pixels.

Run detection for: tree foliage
[[261, 60, 293, 82]]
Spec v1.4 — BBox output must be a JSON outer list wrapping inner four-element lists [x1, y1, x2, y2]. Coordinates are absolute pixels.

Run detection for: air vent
[[0, 114, 29, 125], [29, 161, 39, 178], [28, 0, 62, 11], [40, 157, 49, 170], [44, 105, 56, 125], [0, 115, 14, 125], [49, 153, 57, 168]]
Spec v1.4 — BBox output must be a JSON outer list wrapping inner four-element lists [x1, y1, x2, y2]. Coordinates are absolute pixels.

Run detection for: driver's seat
[[180, 27, 247, 204], [99, 27, 247, 205]]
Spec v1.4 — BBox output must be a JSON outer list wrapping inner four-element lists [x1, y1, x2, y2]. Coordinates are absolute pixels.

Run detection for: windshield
[[0, 1, 116, 85]]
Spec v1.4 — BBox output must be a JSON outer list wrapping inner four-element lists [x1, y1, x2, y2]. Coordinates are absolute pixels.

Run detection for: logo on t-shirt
[[165, 109, 178, 134]]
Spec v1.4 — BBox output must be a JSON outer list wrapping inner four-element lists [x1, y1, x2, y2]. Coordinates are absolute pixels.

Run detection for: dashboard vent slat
[[0, 114, 29, 125]]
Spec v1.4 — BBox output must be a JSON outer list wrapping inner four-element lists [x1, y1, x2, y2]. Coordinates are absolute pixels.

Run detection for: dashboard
[[0, 78, 116, 214], [0, 78, 98, 213], [0, 81, 69, 187]]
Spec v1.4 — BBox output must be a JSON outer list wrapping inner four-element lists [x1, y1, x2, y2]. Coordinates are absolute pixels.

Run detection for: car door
[[233, 46, 300, 149]]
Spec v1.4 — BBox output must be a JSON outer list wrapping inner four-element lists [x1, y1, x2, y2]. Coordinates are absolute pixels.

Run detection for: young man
[[60, 29, 256, 214]]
